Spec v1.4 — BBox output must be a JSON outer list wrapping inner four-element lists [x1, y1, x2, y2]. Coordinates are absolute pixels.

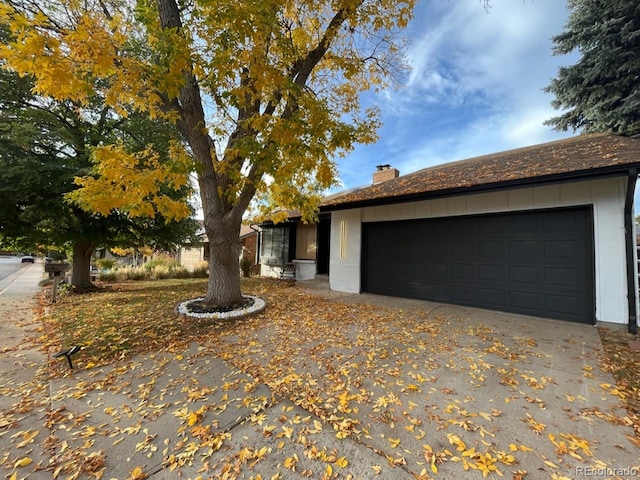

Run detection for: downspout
[[250, 224, 261, 265], [624, 168, 638, 334]]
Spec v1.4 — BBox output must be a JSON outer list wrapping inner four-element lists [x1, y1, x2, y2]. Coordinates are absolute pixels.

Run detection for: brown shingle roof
[[321, 133, 640, 210]]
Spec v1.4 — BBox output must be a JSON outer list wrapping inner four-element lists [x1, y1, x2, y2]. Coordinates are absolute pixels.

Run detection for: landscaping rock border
[[175, 295, 266, 320]]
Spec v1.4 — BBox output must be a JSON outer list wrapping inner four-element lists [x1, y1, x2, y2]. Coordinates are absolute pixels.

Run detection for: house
[[258, 212, 331, 281], [176, 226, 209, 270], [177, 224, 259, 271], [320, 133, 640, 332], [239, 224, 259, 265], [93, 247, 151, 267]]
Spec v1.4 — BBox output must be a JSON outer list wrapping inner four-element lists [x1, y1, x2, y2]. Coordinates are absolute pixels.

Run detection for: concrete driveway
[[209, 286, 640, 479], [2, 271, 638, 479]]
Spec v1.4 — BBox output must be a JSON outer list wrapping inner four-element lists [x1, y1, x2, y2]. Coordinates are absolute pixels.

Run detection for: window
[[261, 226, 292, 265]]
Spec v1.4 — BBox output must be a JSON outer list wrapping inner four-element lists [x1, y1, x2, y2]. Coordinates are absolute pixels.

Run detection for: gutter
[[624, 168, 638, 334]]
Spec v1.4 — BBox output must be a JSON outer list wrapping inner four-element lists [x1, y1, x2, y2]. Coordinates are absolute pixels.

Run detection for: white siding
[[329, 209, 362, 293], [331, 177, 632, 324]]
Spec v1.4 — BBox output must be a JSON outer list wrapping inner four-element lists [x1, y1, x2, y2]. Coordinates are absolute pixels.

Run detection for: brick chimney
[[372, 164, 399, 184]]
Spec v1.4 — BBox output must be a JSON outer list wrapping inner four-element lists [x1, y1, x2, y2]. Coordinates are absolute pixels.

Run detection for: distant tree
[[544, 0, 640, 137], [0, 36, 199, 288]]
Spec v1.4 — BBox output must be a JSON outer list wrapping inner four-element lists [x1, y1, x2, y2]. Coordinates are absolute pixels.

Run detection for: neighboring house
[[94, 247, 150, 267], [240, 224, 259, 265], [177, 224, 259, 271], [320, 133, 640, 332], [177, 227, 209, 271]]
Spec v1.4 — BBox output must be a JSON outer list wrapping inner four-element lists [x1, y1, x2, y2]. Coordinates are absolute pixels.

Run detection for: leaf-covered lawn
[[42, 279, 640, 423], [598, 326, 640, 422], [36, 278, 640, 479], [41, 279, 212, 371]]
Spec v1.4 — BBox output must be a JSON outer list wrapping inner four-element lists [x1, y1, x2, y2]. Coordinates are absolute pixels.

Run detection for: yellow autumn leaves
[[66, 142, 192, 221], [1, 0, 419, 226], [1, 0, 194, 222], [33, 277, 637, 479], [8, 457, 32, 480], [0, 0, 190, 118], [5, 430, 37, 479]]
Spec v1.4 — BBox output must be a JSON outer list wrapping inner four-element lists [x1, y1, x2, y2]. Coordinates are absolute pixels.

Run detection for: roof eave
[[320, 164, 640, 212]]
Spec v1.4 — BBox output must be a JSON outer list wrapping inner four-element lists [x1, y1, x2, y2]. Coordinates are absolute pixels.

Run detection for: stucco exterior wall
[[329, 209, 362, 293], [179, 246, 206, 271], [329, 177, 633, 324]]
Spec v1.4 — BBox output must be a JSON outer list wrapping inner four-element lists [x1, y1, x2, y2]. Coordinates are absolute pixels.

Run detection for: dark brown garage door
[[361, 207, 594, 323]]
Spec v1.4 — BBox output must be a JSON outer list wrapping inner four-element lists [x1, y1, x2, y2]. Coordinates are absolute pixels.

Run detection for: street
[[0, 256, 33, 295]]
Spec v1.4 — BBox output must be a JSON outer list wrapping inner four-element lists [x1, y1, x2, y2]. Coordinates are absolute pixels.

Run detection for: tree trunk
[[71, 240, 95, 289], [156, 0, 249, 308], [203, 218, 244, 307]]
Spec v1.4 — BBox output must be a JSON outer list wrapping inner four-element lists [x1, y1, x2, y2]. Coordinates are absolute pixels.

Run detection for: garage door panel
[[545, 267, 580, 287], [546, 295, 581, 316], [508, 215, 541, 233], [400, 262, 424, 277], [399, 281, 426, 298], [510, 291, 541, 311], [451, 285, 476, 303], [426, 283, 450, 301], [441, 219, 468, 236], [509, 265, 541, 283], [478, 241, 505, 257], [452, 263, 475, 280], [544, 240, 582, 259], [430, 241, 453, 256], [544, 214, 586, 233], [478, 264, 506, 281], [362, 207, 594, 324], [478, 216, 508, 234], [478, 288, 506, 307], [452, 241, 475, 256], [509, 240, 542, 257], [426, 262, 449, 278]]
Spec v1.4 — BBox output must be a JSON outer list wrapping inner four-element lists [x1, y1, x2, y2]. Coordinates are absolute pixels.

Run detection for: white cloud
[[337, 0, 580, 189]]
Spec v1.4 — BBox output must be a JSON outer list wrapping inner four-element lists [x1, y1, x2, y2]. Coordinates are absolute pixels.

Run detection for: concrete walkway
[[1, 266, 639, 479], [0, 262, 50, 478]]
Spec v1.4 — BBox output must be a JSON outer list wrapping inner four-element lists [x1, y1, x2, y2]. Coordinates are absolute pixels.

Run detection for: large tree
[[1, 0, 424, 306], [544, 0, 640, 137], [0, 46, 198, 288]]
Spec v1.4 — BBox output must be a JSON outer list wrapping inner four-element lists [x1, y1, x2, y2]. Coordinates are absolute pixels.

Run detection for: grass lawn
[[41, 278, 272, 371], [40, 277, 640, 431]]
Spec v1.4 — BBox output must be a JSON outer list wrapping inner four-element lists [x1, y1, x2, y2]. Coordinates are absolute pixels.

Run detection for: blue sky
[[333, 0, 578, 191]]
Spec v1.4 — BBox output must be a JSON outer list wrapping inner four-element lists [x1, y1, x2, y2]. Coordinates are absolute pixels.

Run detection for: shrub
[[96, 258, 117, 270], [192, 261, 209, 278], [172, 266, 192, 279], [125, 267, 149, 281], [152, 265, 172, 280], [144, 256, 180, 271], [240, 257, 253, 278], [99, 270, 119, 282]]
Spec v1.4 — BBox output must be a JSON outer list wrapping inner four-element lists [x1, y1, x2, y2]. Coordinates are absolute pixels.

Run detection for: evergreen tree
[[544, 0, 640, 137]]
